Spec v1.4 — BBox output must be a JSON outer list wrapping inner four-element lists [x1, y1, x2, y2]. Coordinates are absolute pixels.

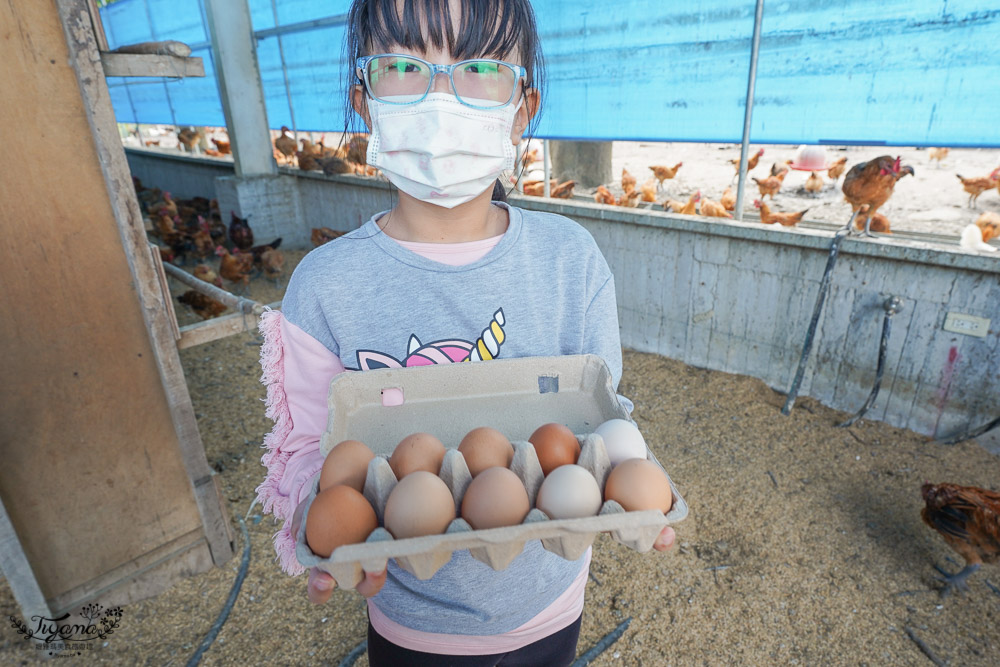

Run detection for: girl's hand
[[653, 526, 676, 552], [290, 494, 388, 603]]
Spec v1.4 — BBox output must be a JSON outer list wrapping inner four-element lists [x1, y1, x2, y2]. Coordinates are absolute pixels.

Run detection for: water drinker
[[789, 145, 829, 171]]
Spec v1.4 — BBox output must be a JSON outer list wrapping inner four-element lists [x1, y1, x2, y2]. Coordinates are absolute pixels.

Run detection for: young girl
[[257, 1, 675, 664]]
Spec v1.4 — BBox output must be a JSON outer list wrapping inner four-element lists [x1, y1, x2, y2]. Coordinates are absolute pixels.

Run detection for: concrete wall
[[125, 148, 234, 201], [125, 151, 1000, 440]]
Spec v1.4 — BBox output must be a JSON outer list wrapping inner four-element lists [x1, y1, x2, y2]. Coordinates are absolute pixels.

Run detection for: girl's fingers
[[356, 569, 387, 598], [307, 568, 336, 604], [653, 526, 676, 552]]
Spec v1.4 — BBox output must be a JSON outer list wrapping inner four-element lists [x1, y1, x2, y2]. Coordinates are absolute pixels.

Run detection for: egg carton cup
[[296, 432, 688, 589]]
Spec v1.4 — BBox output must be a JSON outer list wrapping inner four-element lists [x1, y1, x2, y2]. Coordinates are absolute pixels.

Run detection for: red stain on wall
[[933, 345, 961, 434]]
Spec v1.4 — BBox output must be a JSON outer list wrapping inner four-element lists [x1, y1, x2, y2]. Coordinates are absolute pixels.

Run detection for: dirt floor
[[2, 171, 999, 665]]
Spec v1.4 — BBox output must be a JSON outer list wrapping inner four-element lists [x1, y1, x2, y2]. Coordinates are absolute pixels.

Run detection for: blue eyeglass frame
[[355, 53, 527, 109]]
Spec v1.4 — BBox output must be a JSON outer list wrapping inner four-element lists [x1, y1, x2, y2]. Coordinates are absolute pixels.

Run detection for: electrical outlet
[[943, 312, 990, 338]]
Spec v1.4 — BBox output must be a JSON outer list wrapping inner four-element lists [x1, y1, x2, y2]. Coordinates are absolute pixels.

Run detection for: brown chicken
[[192, 263, 222, 288], [754, 200, 808, 227], [520, 147, 539, 170], [804, 171, 824, 194], [621, 168, 637, 194], [729, 148, 764, 174], [770, 160, 792, 177], [150, 191, 178, 217], [927, 147, 949, 166], [639, 179, 658, 202], [228, 211, 254, 251], [190, 219, 215, 260], [523, 179, 575, 198], [259, 248, 285, 285], [274, 126, 296, 159], [649, 162, 683, 189], [616, 189, 640, 208], [663, 198, 685, 213], [699, 197, 732, 218], [177, 127, 200, 152], [957, 168, 1000, 207], [719, 186, 736, 211], [842, 155, 910, 236], [594, 185, 616, 206], [976, 211, 1000, 242], [311, 227, 345, 247], [346, 135, 369, 166], [215, 246, 254, 292], [522, 179, 550, 196], [921, 482, 1000, 596], [751, 171, 787, 200], [671, 192, 701, 216], [853, 205, 891, 234], [297, 150, 321, 171], [318, 156, 352, 175], [827, 156, 848, 180], [211, 138, 231, 154], [178, 290, 227, 320]]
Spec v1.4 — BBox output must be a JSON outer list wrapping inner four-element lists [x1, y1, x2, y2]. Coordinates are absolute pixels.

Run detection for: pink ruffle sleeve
[[256, 308, 346, 575]]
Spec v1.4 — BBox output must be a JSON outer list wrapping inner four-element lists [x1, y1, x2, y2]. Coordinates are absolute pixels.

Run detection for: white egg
[[595, 419, 648, 466], [535, 464, 602, 519]]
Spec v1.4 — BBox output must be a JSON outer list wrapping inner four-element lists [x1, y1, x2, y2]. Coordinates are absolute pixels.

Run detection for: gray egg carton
[[294, 354, 688, 589]]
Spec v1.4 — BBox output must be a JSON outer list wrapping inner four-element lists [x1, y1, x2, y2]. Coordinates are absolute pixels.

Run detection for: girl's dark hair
[[343, 0, 545, 202]]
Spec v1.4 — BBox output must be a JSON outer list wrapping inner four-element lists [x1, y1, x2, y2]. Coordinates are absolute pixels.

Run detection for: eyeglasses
[[356, 54, 526, 109]]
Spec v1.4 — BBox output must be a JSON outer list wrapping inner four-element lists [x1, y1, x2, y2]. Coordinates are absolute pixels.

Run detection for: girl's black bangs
[[357, 0, 530, 76]]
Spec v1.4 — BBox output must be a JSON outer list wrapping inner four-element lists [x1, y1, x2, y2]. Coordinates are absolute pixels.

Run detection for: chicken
[[621, 168, 637, 194], [192, 263, 222, 288], [178, 290, 227, 320], [228, 211, 254, 251], [522, 179, 574, 198], [318, 156, 352, 175], [729, 148, 764, 174], [346, 135, 369, 166], [144, 139, 161, 147], [699, 196, 732, 218], [211, 138, 231, 154], [177, 127, 200, 152], [594, 185, 616, 206], [249, 238, 283, 268], [663, 198, 685, 213], [921, 482, 1000, 596], [827, 156, 848, 181], [751, 171, 787, 200], [520, 147, 539, 170], [616, 189, 640, 208], [297, 151, 321, 171], [150, 191, 178, 218], [311, 227, 345, 247], [754, 200, 808, 227], [959, 212, 1000, 252], [259, 248, 285, 285], [719, 186, 736, 211], [191, 217, 215, 259], [770, 160, 792, 177], [804, 171, 824, 194], [669, 191, 700, 216], [927, 147, 949, 167], [550, 180, 576, 199], [853, 205, 891, 234], [215, 246, 254, 292], [842, 155, 910, 236], [957, 169, 1000, 207], [300, 138, 322, 157], [274, 126, 296, 159], [649, 162, 683, 190], [639, 179, 657, 202]]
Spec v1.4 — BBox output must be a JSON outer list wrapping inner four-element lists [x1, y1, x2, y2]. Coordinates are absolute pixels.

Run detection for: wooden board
[[0, 0, 232, 614]]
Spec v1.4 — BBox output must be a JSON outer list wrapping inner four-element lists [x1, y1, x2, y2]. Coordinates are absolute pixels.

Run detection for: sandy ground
[[2, 239, 999, 666]]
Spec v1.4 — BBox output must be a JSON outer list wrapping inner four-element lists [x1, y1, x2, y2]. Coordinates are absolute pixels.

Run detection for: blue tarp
[[101, 0, 1000, 147]]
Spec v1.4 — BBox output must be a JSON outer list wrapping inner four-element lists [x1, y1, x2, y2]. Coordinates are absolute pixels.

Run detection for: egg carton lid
[[297, 433, 686, 588]]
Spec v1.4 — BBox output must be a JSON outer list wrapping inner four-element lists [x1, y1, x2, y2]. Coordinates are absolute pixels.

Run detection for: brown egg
[[528, 423, 580, 476], [458, 427, 514, 476], [305, 485, 378, 558], [319, 440, 375, 492], [604, 458, 673, 513], [461, 466, 530, 530], [388, 432, 446, 479], [383, 471, 456, 539]]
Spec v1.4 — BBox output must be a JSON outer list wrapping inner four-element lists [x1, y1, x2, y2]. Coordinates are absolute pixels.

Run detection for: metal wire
[[837, 296, 904, 428], [781, 210, 859, 415]]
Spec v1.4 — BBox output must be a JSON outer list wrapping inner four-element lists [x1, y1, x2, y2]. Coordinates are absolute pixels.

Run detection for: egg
[[383, 471, 456, 539], [528, 423, 580, 475], [305, 485, 378, 558], [604, 458, 673, 513], [594, 419, 648, 466], [319, 439, 375, 492], [460, 466, 530, 529], [388, 432, 446, 479], [535, 464, 603, 519], [458, 427, 514, 477]]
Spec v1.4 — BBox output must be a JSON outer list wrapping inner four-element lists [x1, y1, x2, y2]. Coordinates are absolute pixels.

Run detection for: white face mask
[[365, 93, 523, 208]]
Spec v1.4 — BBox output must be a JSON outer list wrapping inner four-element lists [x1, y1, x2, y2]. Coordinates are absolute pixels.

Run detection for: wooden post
[[205, 0, 276, 177]]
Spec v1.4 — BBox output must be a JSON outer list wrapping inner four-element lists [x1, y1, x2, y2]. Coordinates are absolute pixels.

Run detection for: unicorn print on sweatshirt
[[350, 308, 506, 371]]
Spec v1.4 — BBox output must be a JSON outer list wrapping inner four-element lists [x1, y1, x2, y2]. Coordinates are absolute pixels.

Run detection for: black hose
[[336, 640, 368, 667], [571, 617, 631, 666], [837, 296, 904, 428], [186, 515, 251, 667], [782, 211, 858, 415], [936, 415, 1000, 445]]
